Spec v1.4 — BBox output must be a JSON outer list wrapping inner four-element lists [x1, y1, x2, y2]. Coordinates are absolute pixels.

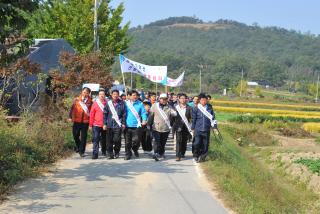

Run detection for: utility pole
[[199, 64, 203, 93], [316, 72, 319, 103], [93, 0, 98, 51], [240, 68, 244, 97]]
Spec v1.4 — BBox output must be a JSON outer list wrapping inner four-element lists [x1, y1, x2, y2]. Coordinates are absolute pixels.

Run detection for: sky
[[110, 0, 320, 35]]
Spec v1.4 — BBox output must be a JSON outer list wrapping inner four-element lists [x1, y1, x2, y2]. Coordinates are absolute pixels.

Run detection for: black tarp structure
[[5, 39, 75, 115]]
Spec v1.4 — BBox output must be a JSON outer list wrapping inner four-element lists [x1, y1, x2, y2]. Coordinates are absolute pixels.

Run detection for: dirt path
[[0, 137, 229, 214]]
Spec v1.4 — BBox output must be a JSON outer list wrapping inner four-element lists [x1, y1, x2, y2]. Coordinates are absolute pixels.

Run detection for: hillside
[[118, 17, 320, 93]]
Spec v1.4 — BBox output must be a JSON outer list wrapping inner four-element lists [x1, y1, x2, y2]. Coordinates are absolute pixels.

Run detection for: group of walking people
[[69, 87, 216, 162]]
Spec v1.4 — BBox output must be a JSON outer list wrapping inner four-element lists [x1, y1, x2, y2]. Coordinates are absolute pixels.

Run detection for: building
[[6, 39, 75, 114]]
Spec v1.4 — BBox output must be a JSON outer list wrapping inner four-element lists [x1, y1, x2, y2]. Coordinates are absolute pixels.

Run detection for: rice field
[[214, 106, 320, 118], [212, 100, 320, 120], [213, 100, 320, 111], [302, 123, 320, 133]]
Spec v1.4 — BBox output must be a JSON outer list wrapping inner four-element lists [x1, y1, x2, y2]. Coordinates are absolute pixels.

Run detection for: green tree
[[251, 60, 286, 87], [234, 80, 248, 96], [0, 1, 41, 107], [254, 86, 264, 98], [307, 83, 319, 97], [26, 0, 130, 63], [1, 0, 39, 65]]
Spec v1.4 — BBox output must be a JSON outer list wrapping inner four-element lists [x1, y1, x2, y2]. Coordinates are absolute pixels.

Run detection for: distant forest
[[114, 16, 320, 93]]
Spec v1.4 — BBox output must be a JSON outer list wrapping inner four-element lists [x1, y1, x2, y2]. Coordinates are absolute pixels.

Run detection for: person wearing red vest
[[89, 89, 108, 159], [69, 87, 92, 157]]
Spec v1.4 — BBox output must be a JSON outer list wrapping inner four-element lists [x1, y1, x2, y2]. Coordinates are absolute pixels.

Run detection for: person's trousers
[[193, 130, 210, 158], [92, 126, 106, 156], [72, 122, 89, 154], [176, 129, 189, 158], [106, 128, 122, 156], [153, 131, 170, 156], [125, 128, 141, 157], [141, 127, 153, 152]]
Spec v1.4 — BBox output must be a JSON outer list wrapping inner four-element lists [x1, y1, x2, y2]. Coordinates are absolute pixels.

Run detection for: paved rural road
[[0, 135, 228, 214]]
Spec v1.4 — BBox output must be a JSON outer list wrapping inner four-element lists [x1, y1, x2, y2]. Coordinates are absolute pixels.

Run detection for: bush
[[224, 124, 278, 147], [294, 158, 320, 175], [0, 110, 73, 197]]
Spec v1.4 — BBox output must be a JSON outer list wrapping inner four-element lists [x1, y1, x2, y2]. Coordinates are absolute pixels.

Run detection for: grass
[[294, 158, 320, 175], [215, 112, 238, 122], [202, 125, 319, 214], [0, 110, 74, 199]]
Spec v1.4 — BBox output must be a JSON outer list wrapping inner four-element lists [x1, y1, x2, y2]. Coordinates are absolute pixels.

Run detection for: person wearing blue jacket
[[124, 90, 148, 160], [191, 93, 215, 163]]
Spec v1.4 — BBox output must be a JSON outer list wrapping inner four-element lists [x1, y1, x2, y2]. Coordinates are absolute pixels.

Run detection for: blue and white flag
[[119, 54, 167, 83], [161, 71, 185, 87]]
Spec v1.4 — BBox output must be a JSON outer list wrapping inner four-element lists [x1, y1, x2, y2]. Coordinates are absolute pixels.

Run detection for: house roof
[[28, 39, 75, 74]]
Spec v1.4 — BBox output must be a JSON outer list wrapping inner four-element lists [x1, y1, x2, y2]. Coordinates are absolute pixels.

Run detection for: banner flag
[[119, 54, 167, 83], [161, 71, 185, 87]]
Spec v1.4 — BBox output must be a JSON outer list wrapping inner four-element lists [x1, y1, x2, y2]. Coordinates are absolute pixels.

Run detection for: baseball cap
[[159, 93, 168, 99]]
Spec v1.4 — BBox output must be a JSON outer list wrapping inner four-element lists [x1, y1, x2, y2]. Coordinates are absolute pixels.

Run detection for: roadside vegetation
[[0, 108, 74, 201], [204, 94, 320, 213], [204, 125, 320, 214]]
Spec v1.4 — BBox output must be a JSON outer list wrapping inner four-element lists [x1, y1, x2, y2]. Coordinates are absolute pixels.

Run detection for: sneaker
[[92, 154, 98, 160], [107, 155, 114, 160], [199, 155, 206, 163], [124, 156, 131, 160], [193, 157, 199, 162], [134, 150, 139, 158], [153, 154, 159, 162], [176, 157, 181, 161], [80, 153, 85, 158], [115, 153, 120, 159]]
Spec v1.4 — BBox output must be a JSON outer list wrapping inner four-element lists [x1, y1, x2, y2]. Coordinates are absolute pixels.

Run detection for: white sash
[[175, 104, 193, 137], [96, 98, 107, 112], [79, 99, 89, 116], [198, 104, 216, 128], [108, 100, 122, 127], [126, 100, 142, 127], [156, 103, 171, 129]]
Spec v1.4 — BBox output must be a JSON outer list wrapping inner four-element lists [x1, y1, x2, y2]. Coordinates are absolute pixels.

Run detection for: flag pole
[[122, 72, 127, 95], [93, 0, 98, 51], [240, 68, 244, 97], [316, 72, 319, 103]]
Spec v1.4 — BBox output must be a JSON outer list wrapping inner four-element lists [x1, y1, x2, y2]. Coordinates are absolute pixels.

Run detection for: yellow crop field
[[212, 100, 320, 111], [214, 106, 320, 118], [302, 123, 320, 133], [271, 114, 320, 119]]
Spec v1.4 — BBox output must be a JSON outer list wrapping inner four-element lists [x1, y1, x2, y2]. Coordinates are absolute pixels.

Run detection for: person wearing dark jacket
[[103, 90, 126, 159], [191, 93, 215, 163], [173, 93, 192, 161], [141, 99, 153, 152]]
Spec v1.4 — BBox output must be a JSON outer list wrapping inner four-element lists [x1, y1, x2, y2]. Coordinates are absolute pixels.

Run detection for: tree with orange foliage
[[49, 52, 114, 97]]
